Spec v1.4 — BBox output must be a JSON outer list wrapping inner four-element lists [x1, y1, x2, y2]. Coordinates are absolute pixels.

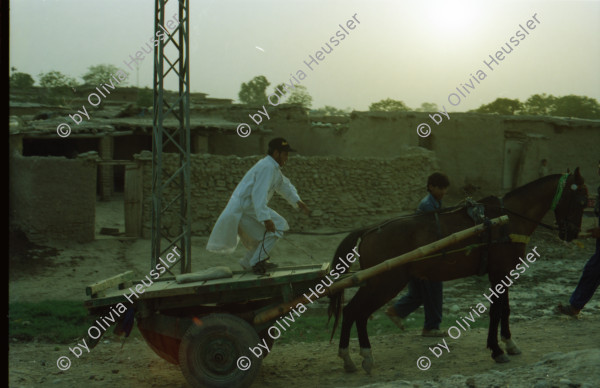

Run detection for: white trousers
[[237, 210, 286, 266]]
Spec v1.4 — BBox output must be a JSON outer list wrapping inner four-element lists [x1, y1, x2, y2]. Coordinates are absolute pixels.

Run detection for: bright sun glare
[[426, 1, 479, 37]]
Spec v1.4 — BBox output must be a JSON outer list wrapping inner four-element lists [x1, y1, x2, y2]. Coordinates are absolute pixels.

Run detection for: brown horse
[[328, 170, 588, 373]]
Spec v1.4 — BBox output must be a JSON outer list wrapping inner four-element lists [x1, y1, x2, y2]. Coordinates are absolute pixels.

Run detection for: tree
[[38, 71, 78, 88], [520, 94, 599, 119], [10, 72, 35, 88], [475, 98, 522, 115], [311, 105, 348, 116], [415, 102, 439, 112], [551, 95, 600, 119], [368, 98, 411, 112], [82, 64, 124, 86], [521, 93, 556, 115], [238, 75, 270, 105], [274, 84, 313, 108]]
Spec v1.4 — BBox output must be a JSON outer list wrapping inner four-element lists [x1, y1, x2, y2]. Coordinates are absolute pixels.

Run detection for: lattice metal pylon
[[151, 0, 191, 274]]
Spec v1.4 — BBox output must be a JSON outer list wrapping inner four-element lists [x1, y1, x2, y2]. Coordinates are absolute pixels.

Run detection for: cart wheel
[[258, 329, 275, 358], [179, 314, 262, 388]]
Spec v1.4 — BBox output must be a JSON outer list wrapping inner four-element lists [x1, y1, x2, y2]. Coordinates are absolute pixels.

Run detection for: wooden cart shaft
[[253, 215, 510, 325]]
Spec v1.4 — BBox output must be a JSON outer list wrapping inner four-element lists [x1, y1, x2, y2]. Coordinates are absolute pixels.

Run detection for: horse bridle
[[552, 173, 588, 239], [487, 173, 588, 234]]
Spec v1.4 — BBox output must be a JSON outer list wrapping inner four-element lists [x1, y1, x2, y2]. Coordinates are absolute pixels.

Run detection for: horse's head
[[553, 167, 588, 242]]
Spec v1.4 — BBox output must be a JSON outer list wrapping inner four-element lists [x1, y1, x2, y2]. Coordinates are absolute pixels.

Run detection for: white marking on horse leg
[[501, 337, 522, 355], [359, 347, 374, 375], [338, 347, 357, 373]]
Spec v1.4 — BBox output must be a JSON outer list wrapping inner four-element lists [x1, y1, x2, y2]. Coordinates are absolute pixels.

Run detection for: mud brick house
[[9, 86, 600, 243]]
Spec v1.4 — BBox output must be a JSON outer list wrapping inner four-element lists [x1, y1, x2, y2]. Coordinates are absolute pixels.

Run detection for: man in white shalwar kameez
[[206, 138, 310, 274]]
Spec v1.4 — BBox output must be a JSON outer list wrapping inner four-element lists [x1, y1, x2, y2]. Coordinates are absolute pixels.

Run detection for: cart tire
[[258, 329, 275, 358], [179, 313, 262, 388]]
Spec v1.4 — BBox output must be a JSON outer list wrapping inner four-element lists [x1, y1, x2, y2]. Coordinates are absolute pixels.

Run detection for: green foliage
[[38, 71, 78, 89], [475, 98, 522, 115], [416, 102, 439, 112], [9, 301, 95, 343], [477, 94, 600, 119], [10, 72, 35, 89], [37, 70, 79, 106], [274, 84, 313, 108], [369, 98, 411, 112], [521, 93, 556, 115], [311, 105, 349, 116], [238, 75, 270, 105], [551, 95, 600, 119], [82, 64, 124, 86]]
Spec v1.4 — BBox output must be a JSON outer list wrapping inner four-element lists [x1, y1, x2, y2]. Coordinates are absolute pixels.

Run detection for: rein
[[287, 229, 359, 236], [484, 203, 558, 231], [287, 205, 466, 236], [288, 176, 570, 236], [288, 201, 558, 236]]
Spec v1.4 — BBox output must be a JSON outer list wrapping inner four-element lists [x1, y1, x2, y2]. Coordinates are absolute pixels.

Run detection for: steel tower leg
[[151, 0, 191, 274]]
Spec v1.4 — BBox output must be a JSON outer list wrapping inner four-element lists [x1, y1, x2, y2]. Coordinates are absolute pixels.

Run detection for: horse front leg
[[487, 297, 509, 363], [500, 290, 522, 355]]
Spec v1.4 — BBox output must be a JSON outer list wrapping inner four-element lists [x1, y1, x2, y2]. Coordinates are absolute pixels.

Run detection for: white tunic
[[206, 155, 301, 254]]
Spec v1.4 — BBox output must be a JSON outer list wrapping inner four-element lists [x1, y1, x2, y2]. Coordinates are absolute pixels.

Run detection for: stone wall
[[425, 113, 506, 194], [9, 154, 98, 242], [206, 108, 600, 195], [137, 147, 438, 238]]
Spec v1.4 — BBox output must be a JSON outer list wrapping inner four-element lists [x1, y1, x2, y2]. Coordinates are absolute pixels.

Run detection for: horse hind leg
[[338, 287, 375, 374], [338, 298, 359, 372], [355, 284, 400, 375], [356, 317, 374, 375], [500, 291, 522, 355], [339, 275, 407, 374], [338, 347, 357, 373], [359, 347, 373, 375]]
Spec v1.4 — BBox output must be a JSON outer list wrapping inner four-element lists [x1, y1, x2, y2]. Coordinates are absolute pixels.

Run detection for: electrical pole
[[151, 0, 192, 274]]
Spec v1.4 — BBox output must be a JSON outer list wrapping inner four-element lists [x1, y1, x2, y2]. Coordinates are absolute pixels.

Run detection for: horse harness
[[433, 177, 580, 274], [410, 197, 533, 276], [322, 173, 583, 275]]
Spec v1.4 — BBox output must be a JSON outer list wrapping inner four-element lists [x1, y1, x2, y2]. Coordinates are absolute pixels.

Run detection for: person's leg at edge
[[568, 250, 600, 311], [393, 278, 425, 318], [422, 280, 443, 331]]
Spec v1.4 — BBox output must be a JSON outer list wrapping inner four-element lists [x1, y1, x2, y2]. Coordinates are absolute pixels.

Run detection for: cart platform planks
[[85, 263, 330, 310], [84, 263, 332, 388]]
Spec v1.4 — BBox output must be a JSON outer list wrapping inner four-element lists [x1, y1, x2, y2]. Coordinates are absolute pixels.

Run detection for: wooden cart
[[84, 215, 509, 388], [84, 263, 331, 388]]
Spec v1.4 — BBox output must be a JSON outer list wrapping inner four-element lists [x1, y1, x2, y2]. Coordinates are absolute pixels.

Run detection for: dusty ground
[[8, 199, 600, 388], [9, 320, 600, 388]]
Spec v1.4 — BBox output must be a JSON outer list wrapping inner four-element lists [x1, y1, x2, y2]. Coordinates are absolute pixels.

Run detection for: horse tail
[[327, 228, 365, 343]]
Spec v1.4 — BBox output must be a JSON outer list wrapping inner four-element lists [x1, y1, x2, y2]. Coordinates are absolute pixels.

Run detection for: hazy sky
[[9, 0, 600, 112]]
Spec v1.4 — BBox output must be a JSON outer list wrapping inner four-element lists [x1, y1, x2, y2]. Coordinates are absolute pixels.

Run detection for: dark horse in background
[[328, 170, 588, 374]]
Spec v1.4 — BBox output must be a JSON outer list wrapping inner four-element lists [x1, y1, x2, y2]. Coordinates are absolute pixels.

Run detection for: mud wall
[[502, 118, 600, 189], [136, 147, 438, 238], [217, 110, 599, 195], [9, 155, 97, 242]]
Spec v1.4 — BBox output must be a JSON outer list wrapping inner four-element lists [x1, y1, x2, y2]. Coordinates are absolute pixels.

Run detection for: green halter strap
[[550, 173, 569, 211]]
